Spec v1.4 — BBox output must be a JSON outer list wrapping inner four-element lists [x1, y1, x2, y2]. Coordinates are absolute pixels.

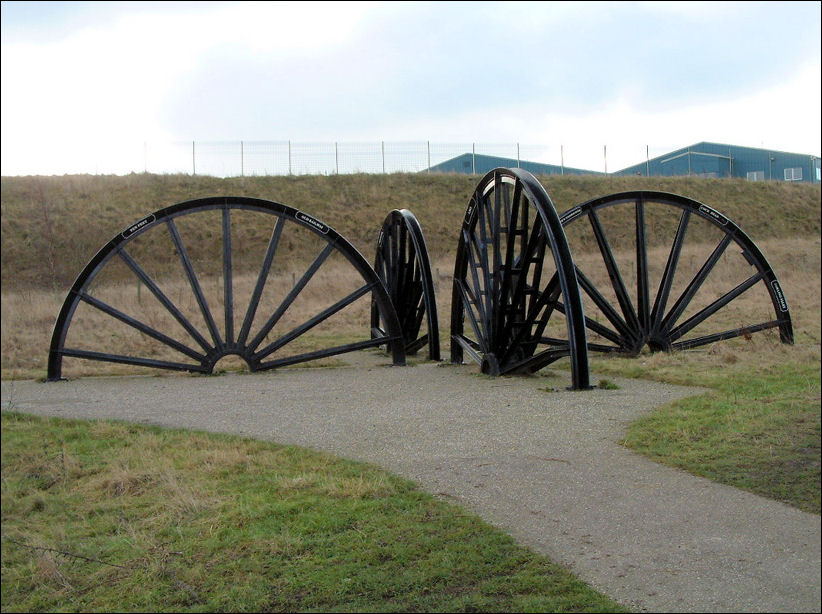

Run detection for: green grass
[[588, 347, 821, 515], [1, 411, 626, 613]]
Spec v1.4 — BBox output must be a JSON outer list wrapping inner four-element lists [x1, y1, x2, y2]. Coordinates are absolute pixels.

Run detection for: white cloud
[[0, 1, 379, 174], [1, 1, 818, 176]]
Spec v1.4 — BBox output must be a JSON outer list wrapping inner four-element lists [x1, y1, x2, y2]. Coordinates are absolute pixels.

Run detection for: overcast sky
[[1, 0, 820, 176]]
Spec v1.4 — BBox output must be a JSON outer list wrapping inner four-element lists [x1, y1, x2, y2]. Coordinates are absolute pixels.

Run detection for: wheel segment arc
[[47, 196, 406, 380], [558, 190, 793, 354], [450, 168, 590, 390], [371, 208, 441, 361]]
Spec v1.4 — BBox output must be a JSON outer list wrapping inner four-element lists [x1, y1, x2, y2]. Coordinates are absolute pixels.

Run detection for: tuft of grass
[[602, 349, 821, 514], [1, 411, 626, 613], [597, 379, 620, 390]]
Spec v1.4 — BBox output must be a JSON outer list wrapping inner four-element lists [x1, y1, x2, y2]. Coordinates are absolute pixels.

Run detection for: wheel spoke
[[463, 225, 492, 344], [499, 272, 561, 365], [491, 174, 504, 343], [255, 337, 397, 371], [455, 278, 489, 354], [671, 320, 781, 351], [237, 217, 284, 346], [222, 206, 234, 344], [168, 218, 223, 347], [77, 292, 206, 362], [660, 234, 732, 334], [497, 179, 523, 343], [254, 282, 376, 361], [667, 272, 764, 342], [118, 248, 212, 352], [587, 208, 641, 335], [451, 333, 485, 365], [635, 197, 650, 333], [504, 345, 571, 374], [650, 208, 691, 336], [574, 267, 635, 344], [551, 298, 625, 347], [247, 242, 335, 353], [57, 347, 207, 373]]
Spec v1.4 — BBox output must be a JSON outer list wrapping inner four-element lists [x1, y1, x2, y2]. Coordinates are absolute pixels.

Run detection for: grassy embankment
[[1, 172, 819, 610], [1, 411, 626, 613]]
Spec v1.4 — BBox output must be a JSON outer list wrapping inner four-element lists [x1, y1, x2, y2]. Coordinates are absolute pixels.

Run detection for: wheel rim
[[47, 196, 406, 380], [371, 209, 441, 360], [450, 168, 590, 390], [559, 191, 793, 354]]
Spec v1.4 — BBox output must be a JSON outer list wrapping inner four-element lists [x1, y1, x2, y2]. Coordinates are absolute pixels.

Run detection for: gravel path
[[2, 355, 819, 613]]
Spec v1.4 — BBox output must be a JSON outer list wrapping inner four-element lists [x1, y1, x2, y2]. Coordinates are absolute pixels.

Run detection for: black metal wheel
[[558, 191, 793, 354], [47, 196, 406, 380], [371, 209, 441, 361], [450, 168, 590, 390]]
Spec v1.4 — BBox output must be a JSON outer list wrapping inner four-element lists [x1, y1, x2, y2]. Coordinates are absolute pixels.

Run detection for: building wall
[[428, 153, 599, 176], [615, 142, 820, 184]]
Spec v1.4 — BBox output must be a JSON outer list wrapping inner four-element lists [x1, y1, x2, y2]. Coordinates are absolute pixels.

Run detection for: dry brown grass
[[2, 173, 819, 290], [1, 173, 819, 380], [1, 236, 818, 380]]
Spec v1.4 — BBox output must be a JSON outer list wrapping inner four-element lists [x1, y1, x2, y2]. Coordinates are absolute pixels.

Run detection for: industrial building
[[615, 142, 820, 183], [428, 142, 820, 184], [427, 153, 600, 177]]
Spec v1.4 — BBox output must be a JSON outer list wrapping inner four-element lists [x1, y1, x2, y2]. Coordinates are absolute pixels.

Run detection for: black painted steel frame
[[558, 191, 793, 354], [47, 196, 406, 380], [450, 168, 591, 390], [371, 209, 441, 361]]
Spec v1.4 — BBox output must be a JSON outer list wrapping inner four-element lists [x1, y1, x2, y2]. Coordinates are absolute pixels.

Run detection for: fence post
[[192, 141, 196, 175]]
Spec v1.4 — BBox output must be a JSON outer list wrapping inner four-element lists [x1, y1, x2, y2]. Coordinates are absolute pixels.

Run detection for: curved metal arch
[[371, 209, 441, 361], [559, 190, 793, 353], [47, 196, 406, 380], [450, 168, 590, 390]]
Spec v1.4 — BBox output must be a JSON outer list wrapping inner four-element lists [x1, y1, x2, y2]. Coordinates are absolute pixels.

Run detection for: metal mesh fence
[[131, 141, 670, 177]]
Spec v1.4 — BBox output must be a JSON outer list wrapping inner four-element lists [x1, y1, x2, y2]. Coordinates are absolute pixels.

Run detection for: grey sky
[[2, 1, 820, 175]]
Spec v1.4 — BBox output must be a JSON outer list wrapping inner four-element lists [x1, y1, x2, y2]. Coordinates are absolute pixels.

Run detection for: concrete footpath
[[2, 356, 820, 613]]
